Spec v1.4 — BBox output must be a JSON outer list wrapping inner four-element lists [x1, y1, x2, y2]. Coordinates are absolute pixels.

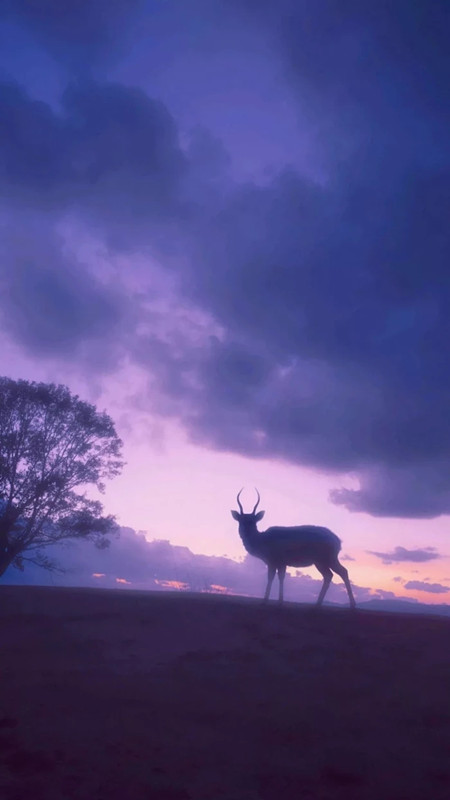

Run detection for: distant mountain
[[357, 598, 450, 617]]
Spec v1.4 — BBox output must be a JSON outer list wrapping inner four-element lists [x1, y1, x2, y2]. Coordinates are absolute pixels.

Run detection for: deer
[[231, 489, 356, 608]]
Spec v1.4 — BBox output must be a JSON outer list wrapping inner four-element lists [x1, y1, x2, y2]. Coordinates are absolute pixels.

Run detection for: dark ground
[[1, 585, 449, 799]]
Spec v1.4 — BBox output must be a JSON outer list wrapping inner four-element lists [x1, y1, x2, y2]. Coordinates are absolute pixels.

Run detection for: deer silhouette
[[231, 489, 356, 607]]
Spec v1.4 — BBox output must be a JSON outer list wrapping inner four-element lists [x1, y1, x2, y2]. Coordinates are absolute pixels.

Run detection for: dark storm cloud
[[368, 546, 441, 565], [1, 1, 450, 518], [238, 0, 449, 160], [144, 1, 450, 517], [331, 461, 450, 518], [0, 0, 144, 70], [404, 580, 449, 595], [0, 77, 188, 363], [0, 224, 127, 363], [0, 80, 188, 238]]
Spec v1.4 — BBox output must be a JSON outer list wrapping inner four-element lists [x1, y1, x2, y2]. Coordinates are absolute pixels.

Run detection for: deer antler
[[236, 488, 245, 514], [252, 488, 261, 514]]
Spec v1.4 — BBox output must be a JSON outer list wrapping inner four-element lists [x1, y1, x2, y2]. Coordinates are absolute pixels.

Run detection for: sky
[[1, 0, 449, 604]]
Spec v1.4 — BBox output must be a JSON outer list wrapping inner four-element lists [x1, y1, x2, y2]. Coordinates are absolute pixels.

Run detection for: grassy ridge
[[1, 586, 449, 799]]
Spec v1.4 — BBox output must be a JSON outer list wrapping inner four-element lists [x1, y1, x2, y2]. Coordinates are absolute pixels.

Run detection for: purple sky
[[1, 0, 449, 602]]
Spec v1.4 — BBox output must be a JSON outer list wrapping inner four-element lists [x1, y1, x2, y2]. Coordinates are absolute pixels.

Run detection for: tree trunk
[[0, 527, 19, 579], [0, 551, 15, 578]]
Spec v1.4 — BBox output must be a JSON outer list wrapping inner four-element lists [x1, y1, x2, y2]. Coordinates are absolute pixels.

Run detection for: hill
[[1, 586, 449, 799], [358, 598, 450, 616]]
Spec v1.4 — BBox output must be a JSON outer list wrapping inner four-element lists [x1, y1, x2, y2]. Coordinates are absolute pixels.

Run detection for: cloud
[[404, 580, 449, 595], [1, 2, 450, 518], [0, 80, 188, 236], [240, 0, 449, 163], [0, 0, 145, 71], [368, 546, 441, 565], [141, 0, 449, 518], [331, 461, 450, 518], [0, 222, 128, 366], [147, 2, 450, 518], [0, 77, 191, 365], [168, 158, 450, 516], [368, 589, 398, 601]]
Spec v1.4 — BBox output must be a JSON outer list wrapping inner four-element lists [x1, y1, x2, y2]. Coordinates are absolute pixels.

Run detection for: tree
[[0, 377, 124, 579]]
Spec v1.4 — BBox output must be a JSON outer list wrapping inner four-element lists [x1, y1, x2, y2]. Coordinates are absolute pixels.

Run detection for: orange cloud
[[154, 579, 189, 590]]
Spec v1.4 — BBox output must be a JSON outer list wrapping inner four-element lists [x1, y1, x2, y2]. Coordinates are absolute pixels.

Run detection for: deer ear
[[255, 510, 265, 521], [231, 510, 240, 520]]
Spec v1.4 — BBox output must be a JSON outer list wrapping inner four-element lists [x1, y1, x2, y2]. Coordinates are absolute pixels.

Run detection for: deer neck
[[238, 522, 263, 556]]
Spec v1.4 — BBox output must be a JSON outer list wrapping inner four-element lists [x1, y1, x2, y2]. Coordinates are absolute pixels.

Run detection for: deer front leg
[[278, 565, 286, 603], [263, 564, 276, 603]]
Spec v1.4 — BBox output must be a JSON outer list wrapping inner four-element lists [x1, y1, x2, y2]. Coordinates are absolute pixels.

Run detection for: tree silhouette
[[0, 377, 124, 579]]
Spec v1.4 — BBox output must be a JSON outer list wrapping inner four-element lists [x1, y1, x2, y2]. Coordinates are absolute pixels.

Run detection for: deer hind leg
[[263, 564, 276, 603], [331, 559, 356, 608], [315, 564, 333, 606], [278, 565, 286, 604]]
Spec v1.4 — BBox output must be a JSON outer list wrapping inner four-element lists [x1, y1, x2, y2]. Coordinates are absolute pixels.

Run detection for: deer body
[[232, 491, 356, 607], [238, 523, 341, 567]]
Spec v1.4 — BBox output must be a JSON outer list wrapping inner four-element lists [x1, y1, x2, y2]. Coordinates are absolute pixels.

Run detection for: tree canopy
[[0, 377, 124, 578]]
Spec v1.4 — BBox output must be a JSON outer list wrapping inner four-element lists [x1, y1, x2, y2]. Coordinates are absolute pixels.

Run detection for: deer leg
[[278, 565, 286, 603], [315, 564, 333, 606], [331, 560, 356, 608], [263, 564, 276, 603]]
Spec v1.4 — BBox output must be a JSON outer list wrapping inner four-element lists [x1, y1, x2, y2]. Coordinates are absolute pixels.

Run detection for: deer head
[[231, 488, 265, 528]]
